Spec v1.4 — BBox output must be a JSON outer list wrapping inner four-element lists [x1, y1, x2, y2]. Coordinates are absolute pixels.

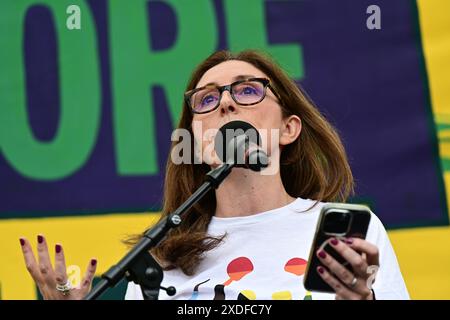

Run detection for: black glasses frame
[[184, 77, 281, 114]]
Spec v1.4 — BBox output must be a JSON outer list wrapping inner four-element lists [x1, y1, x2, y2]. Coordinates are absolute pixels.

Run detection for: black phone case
[[303, 204, 371, 293]]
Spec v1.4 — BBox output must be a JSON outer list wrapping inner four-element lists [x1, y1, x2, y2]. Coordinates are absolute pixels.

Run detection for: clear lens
[[232, 80, 265, 104], [192, 87, 220, 113]]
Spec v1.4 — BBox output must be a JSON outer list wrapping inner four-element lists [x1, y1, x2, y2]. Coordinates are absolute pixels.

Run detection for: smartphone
[[303, 203, 372, 293]]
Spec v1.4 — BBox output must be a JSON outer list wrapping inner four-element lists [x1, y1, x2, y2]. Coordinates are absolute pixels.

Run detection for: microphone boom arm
[[84, 162, 235, 300]]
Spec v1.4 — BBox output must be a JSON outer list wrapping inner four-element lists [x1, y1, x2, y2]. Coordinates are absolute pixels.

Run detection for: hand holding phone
[[303, 203, 372, 294]]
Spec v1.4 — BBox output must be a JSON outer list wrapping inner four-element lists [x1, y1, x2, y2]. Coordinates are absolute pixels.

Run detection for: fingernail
[[330, 238, 339, 246], [37, 235, 44, 244], [318, 250, 327, 259], [345, 237, 354, 245], [19, 238, 25, 246], [317, 266, 325, 274], [91, 259, 97, 266], [55, 244, 62, 253]]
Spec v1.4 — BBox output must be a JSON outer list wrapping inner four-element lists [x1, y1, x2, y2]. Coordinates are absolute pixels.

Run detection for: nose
[[218, 90, 237, 115]]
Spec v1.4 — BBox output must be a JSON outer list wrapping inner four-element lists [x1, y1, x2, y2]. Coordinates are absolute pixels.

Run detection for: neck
[[214, 167, 295, 218]]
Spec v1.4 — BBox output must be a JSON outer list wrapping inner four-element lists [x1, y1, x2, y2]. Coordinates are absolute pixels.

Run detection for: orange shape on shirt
[[284, 257, 308, 276], [223, 257, 254, 286]]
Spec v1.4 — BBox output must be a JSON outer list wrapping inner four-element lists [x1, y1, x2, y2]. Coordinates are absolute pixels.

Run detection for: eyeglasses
[[184, 77, 281, 114]]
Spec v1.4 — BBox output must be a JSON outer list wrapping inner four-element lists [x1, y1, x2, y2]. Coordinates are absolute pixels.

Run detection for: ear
[[279, 115, 302, 146]]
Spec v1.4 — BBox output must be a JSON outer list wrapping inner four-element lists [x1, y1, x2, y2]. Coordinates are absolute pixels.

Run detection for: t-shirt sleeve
[[365, 212, 410, 300], [124, 281, 144, 300]]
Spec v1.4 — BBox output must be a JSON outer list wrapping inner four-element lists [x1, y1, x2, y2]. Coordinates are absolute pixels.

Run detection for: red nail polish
[[318, 250, 327, 259], [91, 259, 97, 266], [37, 235, 44, 244], [19, 238, 25, 246], [330, 238, 339, 246], [55, 244, 62, 253], [345, 238, 354, 245], [317, 266, 325, 274]]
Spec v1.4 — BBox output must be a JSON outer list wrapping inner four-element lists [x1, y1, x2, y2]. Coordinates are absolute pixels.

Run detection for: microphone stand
[[84, 162, 234, 300]]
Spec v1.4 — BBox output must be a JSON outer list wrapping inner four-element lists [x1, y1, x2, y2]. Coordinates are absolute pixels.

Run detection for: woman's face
[[191, 60, 300, 167]]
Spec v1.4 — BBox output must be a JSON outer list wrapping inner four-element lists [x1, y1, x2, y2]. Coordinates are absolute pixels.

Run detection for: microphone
[[214, 120, 269, 172]]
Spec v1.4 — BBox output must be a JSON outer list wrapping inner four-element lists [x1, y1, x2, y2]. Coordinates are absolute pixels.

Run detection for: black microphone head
[[214, 120, 268, 171], [217, 120, 258, 140]]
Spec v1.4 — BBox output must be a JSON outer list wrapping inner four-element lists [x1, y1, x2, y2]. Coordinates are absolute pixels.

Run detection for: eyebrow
[[202, 74, 256, 87]]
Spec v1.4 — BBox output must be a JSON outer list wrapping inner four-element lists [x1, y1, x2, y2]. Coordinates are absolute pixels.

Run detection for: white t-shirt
[[125, 197, 410, 300]]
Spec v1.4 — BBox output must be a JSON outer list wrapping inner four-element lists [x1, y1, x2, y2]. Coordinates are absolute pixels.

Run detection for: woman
[[19, 50, 409, 300]]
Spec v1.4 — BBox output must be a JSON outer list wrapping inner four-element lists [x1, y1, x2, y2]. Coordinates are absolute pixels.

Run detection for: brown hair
[[126, 50, 354, 275]]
